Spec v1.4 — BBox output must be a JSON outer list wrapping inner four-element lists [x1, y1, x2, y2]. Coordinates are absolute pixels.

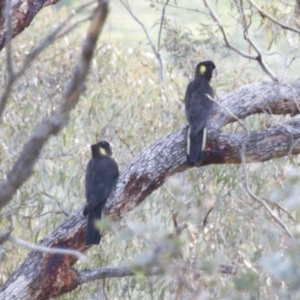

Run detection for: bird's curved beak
[[212, 68, 218, 77]]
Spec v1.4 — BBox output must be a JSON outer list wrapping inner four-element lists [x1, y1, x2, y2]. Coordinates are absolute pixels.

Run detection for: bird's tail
[[85, 205, 102, 245], [187, 127, 206, 165]]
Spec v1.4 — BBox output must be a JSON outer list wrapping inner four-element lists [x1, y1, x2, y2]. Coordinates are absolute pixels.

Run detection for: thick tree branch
[[1, 80, 300, 299], [0, 0, 67, 50], [0, 1, 94, 121], [212, 81, 300, 127], [77, 263, 234, 284], [78, 266, 164, 284], [108, 120, 300, 219], [0, 0, 109, 212]]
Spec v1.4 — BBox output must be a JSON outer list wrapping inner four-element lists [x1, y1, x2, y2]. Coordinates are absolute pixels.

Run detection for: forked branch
[[1, 79, 300, 299]]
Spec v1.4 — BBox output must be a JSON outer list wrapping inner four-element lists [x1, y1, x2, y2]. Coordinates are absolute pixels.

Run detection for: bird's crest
[[199, 65, 206, 75]]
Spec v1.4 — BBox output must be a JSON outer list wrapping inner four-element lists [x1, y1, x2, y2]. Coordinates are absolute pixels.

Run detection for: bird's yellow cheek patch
[[99, 147, 107, 155], [199, 65, 206, 75]]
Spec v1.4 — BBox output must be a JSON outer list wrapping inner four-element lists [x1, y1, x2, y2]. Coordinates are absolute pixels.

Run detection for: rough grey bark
[[78, 266, 164, 283], [0, 0, 110, 297], [77, 264, 233, 284], [0, 0, 109, 211], [0, 0, 64, 50], [1, 80, 300, 299]]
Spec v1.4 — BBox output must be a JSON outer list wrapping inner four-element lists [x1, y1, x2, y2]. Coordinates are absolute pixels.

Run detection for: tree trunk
[[1, 80, 300, 299]]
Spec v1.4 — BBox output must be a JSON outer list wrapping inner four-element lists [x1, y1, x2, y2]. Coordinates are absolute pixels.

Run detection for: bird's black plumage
[[184, 61, 217, 165], [83, 141, 119, 245]]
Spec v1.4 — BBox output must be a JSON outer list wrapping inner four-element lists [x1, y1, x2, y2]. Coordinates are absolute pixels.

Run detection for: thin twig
[[0, 0, 109, 211], [210, 96, 293, 238], [202, 0, 254, 59], [56, 199, 70, 217], [202, 204, 216, 226], [78, 266, 164, 283], [8, 236, 88, 262], [264, 198, 295, 222], [248, 0, 300, 34], [56, 16, 92, 40], [237, 1, 278, 81], [0, 1, 95, 122], [77, 261, 234, 284], [202, 0, 278, 82], [283, 53, 300, 79], [0, 229, 12, 245], [240, 146, 293, 239], [157, 0, 170, 52], [4, 0, 13, 79], [209, 96, 248, 132], [156, 2, 208, 15], [43, 0, 62, 7], [0, 0, 14, 121], [119, 0, 164, 83]]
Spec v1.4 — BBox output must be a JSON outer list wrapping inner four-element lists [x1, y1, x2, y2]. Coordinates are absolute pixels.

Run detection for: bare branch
[[43, 0, 62, 7], [8, 236, 88, 262], [77, 262, 234, 284], [202, 0, 278, 81], [283, 52, 300, 80], [239, 131, 294, 238], [0, 1, 95, 121], [78, 266, 163, 284], [248, 0, 300, 34], [237, 1, 278, 81], [119, 0, 164, 83], [4, 0, 13, 78], [0, 0, 109, 211], [56, 16, 91, 40], [157, 2, 207, 15], [295, 0, 300, 28], [214, 85, 294, 237], [0, 214, 13, 245], [202, 0, 254, 59], [212, 81, 300, 127], [1, 80, 300, 298], [0, 0, 88, 49], [0, 229, 12, 245], [157, 0, 170, 52]]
